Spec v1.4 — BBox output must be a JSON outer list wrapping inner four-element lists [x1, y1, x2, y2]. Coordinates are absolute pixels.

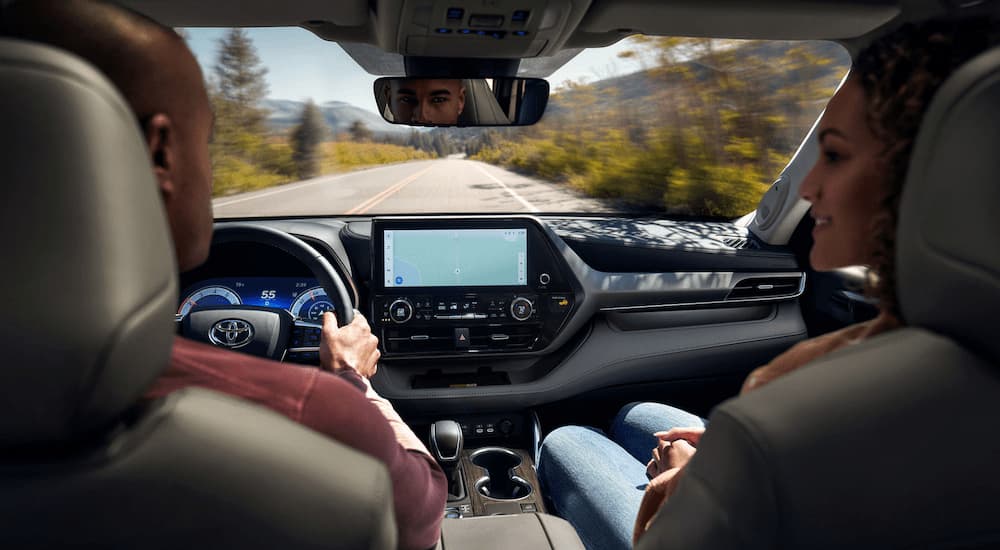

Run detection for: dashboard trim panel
[[597, 272, 806, 312]]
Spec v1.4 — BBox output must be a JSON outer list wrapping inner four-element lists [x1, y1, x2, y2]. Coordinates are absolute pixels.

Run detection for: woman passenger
[[536, 17, 1000, 550]]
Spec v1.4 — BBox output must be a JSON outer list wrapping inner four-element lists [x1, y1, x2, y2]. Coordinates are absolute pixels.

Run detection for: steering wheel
[[178, 224, 355, 364]]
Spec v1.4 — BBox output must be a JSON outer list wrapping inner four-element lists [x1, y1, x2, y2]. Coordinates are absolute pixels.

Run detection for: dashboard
[[177, 277, 333, 321], [178, 215, 808, 414]]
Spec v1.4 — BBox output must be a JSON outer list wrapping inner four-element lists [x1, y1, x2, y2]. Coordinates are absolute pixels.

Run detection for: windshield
[[183, 28, 850, 219]]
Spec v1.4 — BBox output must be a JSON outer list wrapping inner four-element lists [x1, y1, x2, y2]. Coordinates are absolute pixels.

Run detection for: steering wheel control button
[[539, 272, 551, 285], [291, 326, 322, 348], [389, 299, 414, 324], [510, 297, 534, 321], [455, 327, 471, 348]]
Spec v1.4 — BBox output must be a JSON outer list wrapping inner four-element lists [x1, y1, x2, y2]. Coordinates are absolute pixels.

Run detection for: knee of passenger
[[613, 401, 646, 428], [540, 425, 584, 456], [538, 426, 589, 484], [539, 425, 603, 468]]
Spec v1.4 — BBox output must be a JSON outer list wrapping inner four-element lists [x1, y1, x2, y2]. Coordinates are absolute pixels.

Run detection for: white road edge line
[[212, 172, 354, 208], [472, 163, 540, 213]]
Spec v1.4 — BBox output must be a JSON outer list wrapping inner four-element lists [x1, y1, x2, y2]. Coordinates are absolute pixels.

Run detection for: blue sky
[[184, 27, 643, 113]]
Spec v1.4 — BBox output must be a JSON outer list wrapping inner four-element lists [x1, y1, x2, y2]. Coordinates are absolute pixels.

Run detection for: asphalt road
[[212, 158, 613, 217]]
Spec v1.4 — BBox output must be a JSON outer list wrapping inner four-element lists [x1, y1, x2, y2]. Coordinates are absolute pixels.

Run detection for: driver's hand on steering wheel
[[319, 311, 380, 379]]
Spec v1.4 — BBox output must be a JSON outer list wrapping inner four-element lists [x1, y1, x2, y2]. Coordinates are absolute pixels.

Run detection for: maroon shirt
[[146, 336, 446, 550]]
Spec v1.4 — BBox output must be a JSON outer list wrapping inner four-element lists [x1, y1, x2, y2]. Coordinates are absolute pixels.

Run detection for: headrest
[[898, 47, 1000, 362], [460, 79, 511, 125], [0, 39, 177, 449]]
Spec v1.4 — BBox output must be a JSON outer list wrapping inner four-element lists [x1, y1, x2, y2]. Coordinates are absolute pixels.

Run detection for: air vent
[[722, 236, 760, 249], [727, 275, 803, 301]]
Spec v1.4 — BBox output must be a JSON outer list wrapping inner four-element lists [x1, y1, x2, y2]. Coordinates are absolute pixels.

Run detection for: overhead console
[[378, 0, 592, 59], [371, 217, 578, 358]]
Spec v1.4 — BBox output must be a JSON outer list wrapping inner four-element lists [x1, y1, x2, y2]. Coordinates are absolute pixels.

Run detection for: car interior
[[3, 0, 999, 548]]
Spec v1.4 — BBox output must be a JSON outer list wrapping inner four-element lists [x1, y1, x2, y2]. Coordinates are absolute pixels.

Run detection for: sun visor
[[577, 0, 899, 40], [117, 0, 369, 27]]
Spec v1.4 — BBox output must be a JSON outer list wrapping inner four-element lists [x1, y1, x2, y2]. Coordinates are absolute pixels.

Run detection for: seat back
[[0, 38, 396, 549]]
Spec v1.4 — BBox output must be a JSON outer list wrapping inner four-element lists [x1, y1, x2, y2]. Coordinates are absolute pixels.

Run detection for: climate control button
[[510, 297, 534, 321], [388, 299, 414, 324]]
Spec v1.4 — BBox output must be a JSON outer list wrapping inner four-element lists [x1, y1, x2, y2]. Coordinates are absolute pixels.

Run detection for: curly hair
[[853, 17, 999, 318]]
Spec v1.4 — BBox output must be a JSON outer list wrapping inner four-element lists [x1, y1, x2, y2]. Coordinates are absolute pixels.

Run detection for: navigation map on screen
[[384, 229, 527, 287]]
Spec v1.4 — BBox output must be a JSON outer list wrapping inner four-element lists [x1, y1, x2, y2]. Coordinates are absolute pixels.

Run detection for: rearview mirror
[[374, 77, 548, 127]]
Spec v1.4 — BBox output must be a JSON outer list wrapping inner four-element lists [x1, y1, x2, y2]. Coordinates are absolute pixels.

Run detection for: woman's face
[[799, 76, 889, 271]]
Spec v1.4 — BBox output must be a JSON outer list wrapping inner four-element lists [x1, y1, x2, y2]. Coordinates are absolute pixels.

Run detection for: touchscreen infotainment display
[[384, 229, 527, 287]]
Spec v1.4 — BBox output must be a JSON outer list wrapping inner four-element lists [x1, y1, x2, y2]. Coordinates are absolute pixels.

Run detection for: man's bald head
[[3, 0, 217, 272], [3, 0, 201, 118]]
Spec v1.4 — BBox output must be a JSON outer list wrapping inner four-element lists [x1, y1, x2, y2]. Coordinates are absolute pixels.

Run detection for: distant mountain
[[262, 99, 409, 136]]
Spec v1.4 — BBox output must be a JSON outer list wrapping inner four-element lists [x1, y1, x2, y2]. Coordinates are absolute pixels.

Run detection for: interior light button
[[469, 14, 504, 28]]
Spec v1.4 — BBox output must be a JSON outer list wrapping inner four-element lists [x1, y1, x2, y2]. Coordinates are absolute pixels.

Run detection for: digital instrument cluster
[[177, 277, 333, 321]]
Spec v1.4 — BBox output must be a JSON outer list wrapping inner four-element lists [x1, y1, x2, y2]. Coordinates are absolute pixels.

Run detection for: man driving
[[388, 78, 466, 125], [2, 2, 446, 549]]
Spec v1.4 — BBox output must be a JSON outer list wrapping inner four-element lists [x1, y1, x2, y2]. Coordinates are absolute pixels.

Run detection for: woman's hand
[[645, 429, 700, 479], [654, 426, 706, 447]]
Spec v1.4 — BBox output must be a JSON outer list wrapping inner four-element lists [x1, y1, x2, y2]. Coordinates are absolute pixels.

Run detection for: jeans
[[537, 402, 706, 550]]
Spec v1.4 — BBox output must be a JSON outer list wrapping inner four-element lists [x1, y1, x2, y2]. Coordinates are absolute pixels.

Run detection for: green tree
[[214, 29, 269, 132], [431, 132, 450, 157], [290, 100, 327, 179], [207, 30, 295, 196], [348, 120, 374, 142]]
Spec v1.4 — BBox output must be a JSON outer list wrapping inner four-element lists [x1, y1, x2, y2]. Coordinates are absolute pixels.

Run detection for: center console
[[370, 217, 578, 358], [427, 413, 584, 549], [427, 414, 546, 519]]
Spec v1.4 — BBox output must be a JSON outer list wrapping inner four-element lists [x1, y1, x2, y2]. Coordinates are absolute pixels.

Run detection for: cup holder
[[471, 447, 533, 501]]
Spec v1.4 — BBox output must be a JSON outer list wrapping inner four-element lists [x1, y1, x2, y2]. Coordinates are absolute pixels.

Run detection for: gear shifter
[[430, 420, 465, 501]]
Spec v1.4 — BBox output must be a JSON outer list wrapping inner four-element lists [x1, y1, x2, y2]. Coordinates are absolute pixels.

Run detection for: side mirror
[[374, 77, 549, 127]]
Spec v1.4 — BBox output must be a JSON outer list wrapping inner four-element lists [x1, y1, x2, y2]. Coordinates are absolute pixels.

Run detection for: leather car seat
[[637, 47, 1000, 548], [0, 38, 397, 549], [459, 79, 511, 125]]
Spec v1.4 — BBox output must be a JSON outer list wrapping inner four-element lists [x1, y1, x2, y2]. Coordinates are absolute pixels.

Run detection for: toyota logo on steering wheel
[[209, 319, 254, 349]]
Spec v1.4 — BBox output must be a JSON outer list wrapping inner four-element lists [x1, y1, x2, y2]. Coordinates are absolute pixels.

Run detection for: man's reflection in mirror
[[388, 79, 466, 125]]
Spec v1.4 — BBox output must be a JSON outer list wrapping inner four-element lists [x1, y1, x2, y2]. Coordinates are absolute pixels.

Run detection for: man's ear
[[142, 113, 177, 199], [457, 86, 466, 115]]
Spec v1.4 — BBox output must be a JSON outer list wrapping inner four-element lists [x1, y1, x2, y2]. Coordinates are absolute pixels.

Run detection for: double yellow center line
[[345, 164, 435, 215]]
